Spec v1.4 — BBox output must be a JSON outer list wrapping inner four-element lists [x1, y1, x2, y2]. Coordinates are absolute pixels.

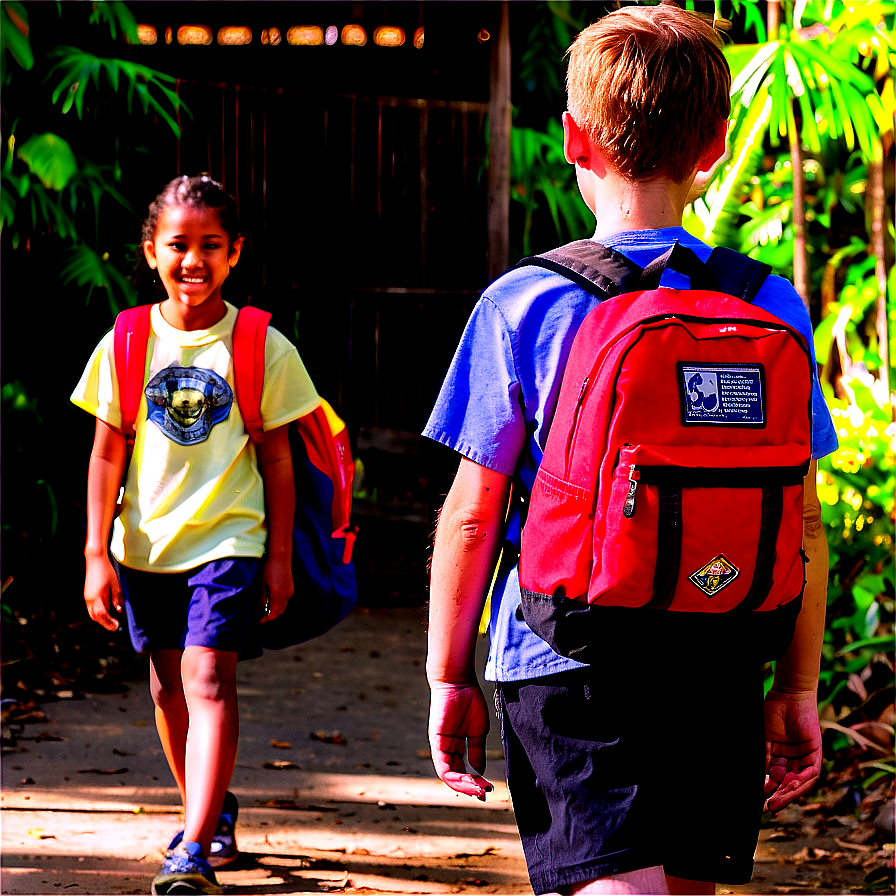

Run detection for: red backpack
[[113, 303, 357, 650], [517, 242, 812, 660]]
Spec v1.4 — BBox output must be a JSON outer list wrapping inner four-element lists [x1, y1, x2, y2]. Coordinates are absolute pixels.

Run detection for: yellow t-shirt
[[71, 302, 320, 572]]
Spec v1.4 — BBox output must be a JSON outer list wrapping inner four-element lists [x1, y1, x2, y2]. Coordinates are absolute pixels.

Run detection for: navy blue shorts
[[496, 646, 765, 893], [116, 558, 263, 654]]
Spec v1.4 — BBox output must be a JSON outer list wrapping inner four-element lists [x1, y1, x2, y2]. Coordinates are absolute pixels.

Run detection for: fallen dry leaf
[[264, 799, 338, 812], [28, 829, 55, 840], [78, 767, 128, 775], [834, 838, 875, 852], [454, 846, 500, 859], [270, 738, 293, 749], [788, 846, 831, 864], [263, 760, 301, 770], [310, 730, 347, 745]]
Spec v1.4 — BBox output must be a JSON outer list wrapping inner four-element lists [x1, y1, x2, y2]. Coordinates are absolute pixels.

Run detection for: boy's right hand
[[428, 680, 494, 801], [84, 554, 123, 631]]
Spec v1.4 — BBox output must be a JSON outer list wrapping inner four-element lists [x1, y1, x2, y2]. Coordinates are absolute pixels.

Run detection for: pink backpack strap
[[113, 304, 153, 451], [232, 306, 271, 444]]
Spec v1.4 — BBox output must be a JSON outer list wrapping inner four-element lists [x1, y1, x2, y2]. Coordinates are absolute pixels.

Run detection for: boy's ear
[[143, 240, 158, 269], [697, 119, 729, 174], [562, 112, 590, 167], [229, 236, 244, 268]]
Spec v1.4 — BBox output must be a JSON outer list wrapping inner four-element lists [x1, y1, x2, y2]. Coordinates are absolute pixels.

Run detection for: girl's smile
[[143, 205, 243, 330]]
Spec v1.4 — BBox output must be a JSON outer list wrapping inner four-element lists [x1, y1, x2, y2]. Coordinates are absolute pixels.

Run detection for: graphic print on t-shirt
[[145, 365, 233, 446]]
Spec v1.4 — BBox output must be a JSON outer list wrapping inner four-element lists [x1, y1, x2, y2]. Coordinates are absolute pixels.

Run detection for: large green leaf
[[1, 2, 33, 72], [684, 87, 772, 246], [728, 40, 779, 106], [61, 242, 135, 313], [730, 0, 767, 42], [1, 183, 17, 228], [46, 47, 187, 137], [88, 1, 139, 44], [16, 133, 77, 191], [795, 37, 878, 93]]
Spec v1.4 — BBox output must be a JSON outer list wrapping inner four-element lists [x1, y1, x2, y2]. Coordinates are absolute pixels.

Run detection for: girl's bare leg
[[149, 649, 188, 803], [179, 646, 239, 854]]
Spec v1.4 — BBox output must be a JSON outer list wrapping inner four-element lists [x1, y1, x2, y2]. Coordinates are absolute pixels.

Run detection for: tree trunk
[[790, 100, 810, 311], [768, 1, 810, 311], [869, 149, 892, 413], [487, 1, 511, 282], [767, 0, 781, 38]]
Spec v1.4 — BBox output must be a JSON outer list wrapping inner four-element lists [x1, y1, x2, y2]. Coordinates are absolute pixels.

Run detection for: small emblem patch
[[679, 362, 765, 426], [688, 554, 740, 597]]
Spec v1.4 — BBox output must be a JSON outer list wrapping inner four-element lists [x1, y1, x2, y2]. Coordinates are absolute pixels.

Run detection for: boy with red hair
[[424, 5, 835, 894]]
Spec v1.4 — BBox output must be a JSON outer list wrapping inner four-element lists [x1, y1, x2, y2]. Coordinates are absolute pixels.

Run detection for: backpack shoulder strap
[[635, 242, 772, 302], [113, 303, 153, 448], [515, 239, 644, 299], [519, 240, 772, 305], [232, 305, 271, 444], [706, 246, 772, 303]]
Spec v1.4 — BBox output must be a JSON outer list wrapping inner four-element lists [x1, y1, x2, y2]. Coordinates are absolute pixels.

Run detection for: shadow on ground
[[2, 605, 892, 895]]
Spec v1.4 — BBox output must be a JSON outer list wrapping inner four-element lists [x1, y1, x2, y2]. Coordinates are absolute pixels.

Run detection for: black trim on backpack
[[636, 463, 809, 488], [519, 589, 804, 665], [647, 485, 682, 610], [736, 485, 785, 613]]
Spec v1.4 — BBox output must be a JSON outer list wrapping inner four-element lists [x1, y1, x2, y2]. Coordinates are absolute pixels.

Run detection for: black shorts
[[496, 645, 765, 894]]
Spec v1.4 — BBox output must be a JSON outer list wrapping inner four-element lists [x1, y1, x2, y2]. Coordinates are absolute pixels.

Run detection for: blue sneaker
[[209, 790, 238, 867], [167, 791, 239, 869], [151, 841, 221, 894]]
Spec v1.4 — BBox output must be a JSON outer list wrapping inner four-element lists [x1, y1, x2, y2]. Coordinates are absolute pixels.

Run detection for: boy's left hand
[[763, 686, 823, 813], [260, 556, 293, 622]]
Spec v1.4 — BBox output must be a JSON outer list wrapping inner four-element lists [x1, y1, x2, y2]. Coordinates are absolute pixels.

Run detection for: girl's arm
[[256, 423, 295, 621], [84, 418, 126, 631]]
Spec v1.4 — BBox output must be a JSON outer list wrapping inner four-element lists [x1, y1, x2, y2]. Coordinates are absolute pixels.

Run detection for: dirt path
[[2, 606, 891, 895]]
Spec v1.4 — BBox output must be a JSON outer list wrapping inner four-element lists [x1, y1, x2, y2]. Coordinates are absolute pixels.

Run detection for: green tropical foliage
[[511, 115, 594, 257], [0, 0, 185, 313], [685, 2, 894, 267], [1, 2, 186, 694]]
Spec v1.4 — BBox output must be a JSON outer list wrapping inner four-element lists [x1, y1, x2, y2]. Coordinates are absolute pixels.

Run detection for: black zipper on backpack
[[564, 375, 590, 480], [622, 464, 640, 518]]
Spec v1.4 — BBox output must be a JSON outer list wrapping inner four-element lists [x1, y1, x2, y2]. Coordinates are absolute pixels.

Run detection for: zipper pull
[[622, 465, 639, 518], [577, 375, 589, 402]]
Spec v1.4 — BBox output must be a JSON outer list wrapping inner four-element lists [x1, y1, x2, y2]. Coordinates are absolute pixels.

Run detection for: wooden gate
[[129, 1, 510, 600]]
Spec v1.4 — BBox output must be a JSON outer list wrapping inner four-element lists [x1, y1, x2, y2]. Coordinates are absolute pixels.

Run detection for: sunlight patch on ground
[[1, 770, 512, 812]]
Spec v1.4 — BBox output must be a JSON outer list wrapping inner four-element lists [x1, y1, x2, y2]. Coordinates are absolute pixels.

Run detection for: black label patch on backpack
[[679, 362, 766, 427]]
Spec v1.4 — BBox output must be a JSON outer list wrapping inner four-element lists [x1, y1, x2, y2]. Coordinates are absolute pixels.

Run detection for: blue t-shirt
[[423, 228, 838, 683]]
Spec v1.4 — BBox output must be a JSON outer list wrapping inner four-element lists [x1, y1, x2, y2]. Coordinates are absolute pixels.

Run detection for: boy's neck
[[588, 171, 692, 241]]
